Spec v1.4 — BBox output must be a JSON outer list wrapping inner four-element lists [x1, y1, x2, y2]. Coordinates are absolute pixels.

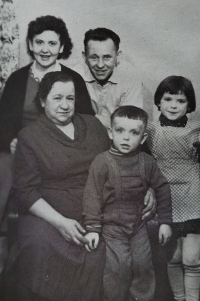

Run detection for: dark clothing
[[172, 219, 200, 238], [83, 150, 172, 301], [103, 223, 155, 301], [0, 63, 94, 152], [83, 150, 172, 232], [8, 114, 110, 301]]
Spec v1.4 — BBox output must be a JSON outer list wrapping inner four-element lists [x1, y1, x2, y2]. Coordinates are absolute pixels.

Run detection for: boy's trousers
[[103, 222, 155, 301]]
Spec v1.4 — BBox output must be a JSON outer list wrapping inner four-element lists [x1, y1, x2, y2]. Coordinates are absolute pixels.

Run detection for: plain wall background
[[15, 0, 200, 120]]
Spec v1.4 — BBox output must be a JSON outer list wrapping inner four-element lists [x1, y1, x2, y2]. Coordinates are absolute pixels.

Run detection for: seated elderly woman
[[6, 72, 110, 301]]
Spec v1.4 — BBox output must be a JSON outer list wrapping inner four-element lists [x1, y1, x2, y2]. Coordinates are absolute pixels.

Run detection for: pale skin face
[[83, 38, 120, 85], [41, 81, 75, 126], [160, 92, 188, 121], [107, 116, 147, 155], [29, 30, 64, 71]]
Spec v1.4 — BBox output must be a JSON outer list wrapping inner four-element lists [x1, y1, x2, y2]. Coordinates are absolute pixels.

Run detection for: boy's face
[[108, 117, 147, 154]]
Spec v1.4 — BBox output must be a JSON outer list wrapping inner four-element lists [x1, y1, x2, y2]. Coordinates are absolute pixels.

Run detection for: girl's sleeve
[[83, 154, 108, 233], [13, 133, 42, 213]]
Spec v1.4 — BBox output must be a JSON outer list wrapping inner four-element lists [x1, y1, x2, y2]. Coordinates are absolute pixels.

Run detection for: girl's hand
[[159, 224, 172, 246], [84, 232, 99, 252], [57, 217, 88, 246]]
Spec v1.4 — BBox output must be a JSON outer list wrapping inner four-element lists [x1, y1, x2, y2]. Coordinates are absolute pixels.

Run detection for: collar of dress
[[30, 61, 61, 82], [37, 114, 87, 148]]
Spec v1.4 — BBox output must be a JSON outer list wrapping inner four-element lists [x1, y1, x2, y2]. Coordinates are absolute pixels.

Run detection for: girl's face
[[160, 92, 188, 120], [29, 30, 64, 70]]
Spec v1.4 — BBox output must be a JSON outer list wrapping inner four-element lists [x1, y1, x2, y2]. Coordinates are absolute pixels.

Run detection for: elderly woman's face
[[29, 30, 64, 69], [41, 81, 75, 126]]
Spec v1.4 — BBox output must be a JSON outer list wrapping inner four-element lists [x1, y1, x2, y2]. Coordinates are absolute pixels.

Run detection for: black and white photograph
[[0, 1, 200, 300]]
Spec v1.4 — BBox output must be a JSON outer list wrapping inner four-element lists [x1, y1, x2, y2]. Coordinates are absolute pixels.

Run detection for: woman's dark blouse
[[10, 114, 109, 300], [0, 63, 94, 152], [14, 113, 110, 219]]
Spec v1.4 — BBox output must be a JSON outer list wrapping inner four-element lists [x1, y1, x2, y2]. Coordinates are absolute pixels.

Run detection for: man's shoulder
[[114, 61, 141, 80], [70, 63, 88, 80], [60, 64, 85, 81]]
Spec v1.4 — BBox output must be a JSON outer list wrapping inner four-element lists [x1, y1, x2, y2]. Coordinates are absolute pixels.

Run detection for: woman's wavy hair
[[26, 15, 73, 60], [154, 75, 196, 113], [35, 71, 74, 112]]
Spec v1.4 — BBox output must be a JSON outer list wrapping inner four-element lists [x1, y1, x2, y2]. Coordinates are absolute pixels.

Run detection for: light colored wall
[[16, 0, 200, 119]]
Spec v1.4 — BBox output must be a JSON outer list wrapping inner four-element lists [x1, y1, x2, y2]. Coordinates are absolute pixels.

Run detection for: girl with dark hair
[[147, 75, 200, 301]]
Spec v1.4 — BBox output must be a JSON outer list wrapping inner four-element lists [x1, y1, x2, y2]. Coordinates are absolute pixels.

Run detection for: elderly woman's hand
[[29, 199, 89, 247], [142, 188, 157, 221], [57, 217, 89, 246]]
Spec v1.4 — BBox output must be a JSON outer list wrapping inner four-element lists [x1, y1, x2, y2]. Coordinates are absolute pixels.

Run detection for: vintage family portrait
[[0, 0, 200, 300]]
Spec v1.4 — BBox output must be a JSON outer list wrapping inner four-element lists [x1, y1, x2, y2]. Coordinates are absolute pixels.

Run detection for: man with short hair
[[73, 27, 156, 226], [73, 27, 144, 128]]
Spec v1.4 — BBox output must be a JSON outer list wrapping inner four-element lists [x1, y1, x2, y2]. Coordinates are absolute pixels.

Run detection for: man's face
[[83, 38, 119, 85]]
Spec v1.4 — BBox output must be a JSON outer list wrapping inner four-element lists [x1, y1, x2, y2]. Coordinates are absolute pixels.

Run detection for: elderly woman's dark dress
[[9, 113, 110, 301]]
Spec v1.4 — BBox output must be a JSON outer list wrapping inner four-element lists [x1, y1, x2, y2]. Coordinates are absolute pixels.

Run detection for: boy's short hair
[[84, 27, 120, 52], [110, 106, 148, 130], [26, 15, 73, 60], [154, 75, 196, 113]]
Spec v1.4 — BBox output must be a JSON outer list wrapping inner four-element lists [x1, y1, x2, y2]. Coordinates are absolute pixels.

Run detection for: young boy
[[83, 106, 172, 301]]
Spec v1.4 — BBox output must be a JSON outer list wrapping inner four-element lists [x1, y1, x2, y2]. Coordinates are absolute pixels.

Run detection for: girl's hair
[[110, 105, 148, 130], [35, 71, 74, 111], [26, 15, 73, 60], [154, 75, 196, 113]]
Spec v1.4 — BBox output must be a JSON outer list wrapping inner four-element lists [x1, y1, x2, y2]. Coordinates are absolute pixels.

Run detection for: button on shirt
[[73, 61, 143, 127]]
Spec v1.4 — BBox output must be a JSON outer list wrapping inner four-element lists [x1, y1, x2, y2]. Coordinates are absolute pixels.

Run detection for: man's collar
[[83, 63, 119, 85]]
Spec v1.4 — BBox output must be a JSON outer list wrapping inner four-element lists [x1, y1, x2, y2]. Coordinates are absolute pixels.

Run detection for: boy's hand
[[84, 232, 99, 252], [159, 224, 172, 246]]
